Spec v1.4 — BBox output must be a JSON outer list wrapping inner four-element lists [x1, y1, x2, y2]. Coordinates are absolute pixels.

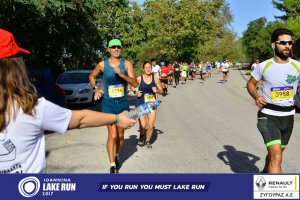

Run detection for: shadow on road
[[118, 127, 164, 170], [150, 127, 164, 144], [118, 135, 138, 170], [217, 145, 260, 173]]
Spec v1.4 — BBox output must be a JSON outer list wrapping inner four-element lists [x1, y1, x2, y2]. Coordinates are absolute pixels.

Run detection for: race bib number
[[175, 68, 180, 71], [108, 84, 124, 98], [270, 86, 293, 102], [144, 93, 155, 102], [182, 71, 187, 77]]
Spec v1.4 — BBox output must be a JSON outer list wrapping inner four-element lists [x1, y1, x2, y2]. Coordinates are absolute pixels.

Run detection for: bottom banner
[[0, 174, 299, 200]]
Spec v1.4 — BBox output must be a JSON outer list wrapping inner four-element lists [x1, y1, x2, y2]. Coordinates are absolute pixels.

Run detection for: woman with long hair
[[131, 61, 163, 148], [0, 29, 135, 173]]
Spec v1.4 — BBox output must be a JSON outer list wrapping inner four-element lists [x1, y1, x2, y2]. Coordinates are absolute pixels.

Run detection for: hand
[[116, 111, 136, 129], [94, 89, 104, 101], [255, 96, 267, 108], [136, 91, 143, 97], [114, 66, 122, 76]]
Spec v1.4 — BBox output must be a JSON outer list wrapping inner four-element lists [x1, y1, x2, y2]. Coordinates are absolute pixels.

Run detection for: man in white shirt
[[247, 28, 300, 173], [151, 58, 161, 79], [251, 59, 260, 70]]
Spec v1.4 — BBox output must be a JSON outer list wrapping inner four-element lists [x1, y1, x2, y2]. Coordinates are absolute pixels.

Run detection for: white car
[[56, 70, 102, 104]]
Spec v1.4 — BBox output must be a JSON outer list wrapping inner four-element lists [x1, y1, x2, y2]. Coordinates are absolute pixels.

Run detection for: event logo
[[18, 177, 77, 197], [18, 176, 40, 198], [255, 176, 266, 190], [253, 175, 299, 199]]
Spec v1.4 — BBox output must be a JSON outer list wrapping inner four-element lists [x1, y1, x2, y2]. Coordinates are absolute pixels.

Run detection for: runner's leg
[[107, 125, 118, 173], [145, 111, 156, 149]]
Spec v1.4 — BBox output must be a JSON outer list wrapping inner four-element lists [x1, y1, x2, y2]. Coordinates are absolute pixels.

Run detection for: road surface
[[46, 68, 300, 173]]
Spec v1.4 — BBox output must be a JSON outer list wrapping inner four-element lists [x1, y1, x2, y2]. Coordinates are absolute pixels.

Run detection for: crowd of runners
[[2, 27, 299, 175], [148, 59, 233, 90]]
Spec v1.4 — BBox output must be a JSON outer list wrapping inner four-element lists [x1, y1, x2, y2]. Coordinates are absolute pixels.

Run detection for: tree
[[273, 0, 300, 58], [0, 0, 103, 76]]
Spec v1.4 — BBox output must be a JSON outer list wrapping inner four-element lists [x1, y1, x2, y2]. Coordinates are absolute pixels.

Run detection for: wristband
[[115, 114, 120, 125]]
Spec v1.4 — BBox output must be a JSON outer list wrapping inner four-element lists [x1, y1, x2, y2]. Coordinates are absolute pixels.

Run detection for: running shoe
[[138, 134, 145, 147], [145, 141, 152, 149], [110, 166, 117, 174]]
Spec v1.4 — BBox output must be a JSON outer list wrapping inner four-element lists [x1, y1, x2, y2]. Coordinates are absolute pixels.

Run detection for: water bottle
[[127, 100, 160, 120]]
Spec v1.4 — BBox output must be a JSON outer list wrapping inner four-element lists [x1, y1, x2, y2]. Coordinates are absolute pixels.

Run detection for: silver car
[[56, 70, 102, 104]]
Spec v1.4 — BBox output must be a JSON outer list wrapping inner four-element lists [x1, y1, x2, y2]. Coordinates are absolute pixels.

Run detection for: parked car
[[27, 67, 66, 107], [56, 70, 103, 105]]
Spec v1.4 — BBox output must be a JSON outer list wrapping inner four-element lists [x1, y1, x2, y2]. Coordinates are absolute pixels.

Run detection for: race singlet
[[108, 84, 124, 98]]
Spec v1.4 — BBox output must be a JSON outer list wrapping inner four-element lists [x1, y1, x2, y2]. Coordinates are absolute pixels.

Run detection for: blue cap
[[160, 62, 165, 66]]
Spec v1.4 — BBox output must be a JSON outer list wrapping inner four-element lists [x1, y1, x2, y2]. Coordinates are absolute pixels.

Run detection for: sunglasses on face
[[110, 46, 122, 49], [274, 40, 293, 46]]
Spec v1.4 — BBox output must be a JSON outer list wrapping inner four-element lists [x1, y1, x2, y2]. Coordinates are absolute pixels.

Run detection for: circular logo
[[18, 176, 40, 198]]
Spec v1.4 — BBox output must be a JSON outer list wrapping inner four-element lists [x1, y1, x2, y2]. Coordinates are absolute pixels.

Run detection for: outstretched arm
[[68, 110, 136, 129]]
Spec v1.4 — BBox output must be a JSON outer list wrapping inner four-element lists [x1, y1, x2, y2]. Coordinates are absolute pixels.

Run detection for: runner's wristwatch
[[93, 86, 98, 90]]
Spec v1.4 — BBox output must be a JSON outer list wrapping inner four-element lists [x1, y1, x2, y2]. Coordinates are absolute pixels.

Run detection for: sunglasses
[[274, 40, 293, 46], [110, 46, 121, 49]]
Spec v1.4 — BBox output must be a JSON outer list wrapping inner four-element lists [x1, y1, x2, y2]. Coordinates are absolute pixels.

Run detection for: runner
[[192, 63, 197, 80], [159, 62, 169, 95], [215, 61, 221, 74], [247, 28, 300, 173], [151, 58, 161, 79], [181, 63, 188, 83], [221, 60, 230, 83], [173, 61, 181, 88], [201, 62, 207, 82], [251, 59, 260, 70], [131, 62, 163, 148], [89, 39, 138, 173], [207, 62, 212, 78], [167, 63, 174, 85]]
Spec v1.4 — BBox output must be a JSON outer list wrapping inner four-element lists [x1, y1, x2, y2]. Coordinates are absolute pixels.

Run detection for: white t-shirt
[[222, 63, 229, 72], [0, 97, 72, 173], [251, 63, 258, 70], [251, 58, 300, 116], [152, 65, 161, 78], [152, 65, 161, 73]]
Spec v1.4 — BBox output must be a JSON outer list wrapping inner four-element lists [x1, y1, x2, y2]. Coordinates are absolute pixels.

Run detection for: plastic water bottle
[[127, 100, 160, 120]]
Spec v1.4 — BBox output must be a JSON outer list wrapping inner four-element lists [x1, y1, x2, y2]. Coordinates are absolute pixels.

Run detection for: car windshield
[[57, 72, 90, 84]]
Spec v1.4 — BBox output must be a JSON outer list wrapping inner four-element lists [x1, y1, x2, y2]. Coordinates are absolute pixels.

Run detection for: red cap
[[0, 28, 30, 59]]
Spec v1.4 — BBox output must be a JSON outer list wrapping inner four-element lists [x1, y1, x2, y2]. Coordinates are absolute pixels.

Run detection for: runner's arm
[[68, 110, 136, 129], [247, 76, 266, 107], [89, 61, 104, 100], [130, 76, 141, 93], [154, 78, 164, 95], [115, 60, 138, 87]]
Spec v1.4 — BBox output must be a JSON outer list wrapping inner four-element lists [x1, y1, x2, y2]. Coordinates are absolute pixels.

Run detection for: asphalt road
[[46, 68, 300, 173]]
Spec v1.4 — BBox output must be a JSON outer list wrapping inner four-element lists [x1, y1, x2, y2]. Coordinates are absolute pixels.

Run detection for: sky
[[133, 0, 284, 37]]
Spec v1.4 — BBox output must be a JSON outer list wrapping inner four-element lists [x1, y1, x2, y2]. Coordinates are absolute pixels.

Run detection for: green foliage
[[241, 17, 287, 62], [241, 0, 300, 60], [1, 0, 245, 76]]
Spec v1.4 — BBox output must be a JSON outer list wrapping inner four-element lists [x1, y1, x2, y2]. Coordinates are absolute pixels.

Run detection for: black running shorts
[[257, 110, 294, 148]]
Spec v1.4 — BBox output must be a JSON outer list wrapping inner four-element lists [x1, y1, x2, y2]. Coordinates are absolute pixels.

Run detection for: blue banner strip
[[0, 174, 296, 200]]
